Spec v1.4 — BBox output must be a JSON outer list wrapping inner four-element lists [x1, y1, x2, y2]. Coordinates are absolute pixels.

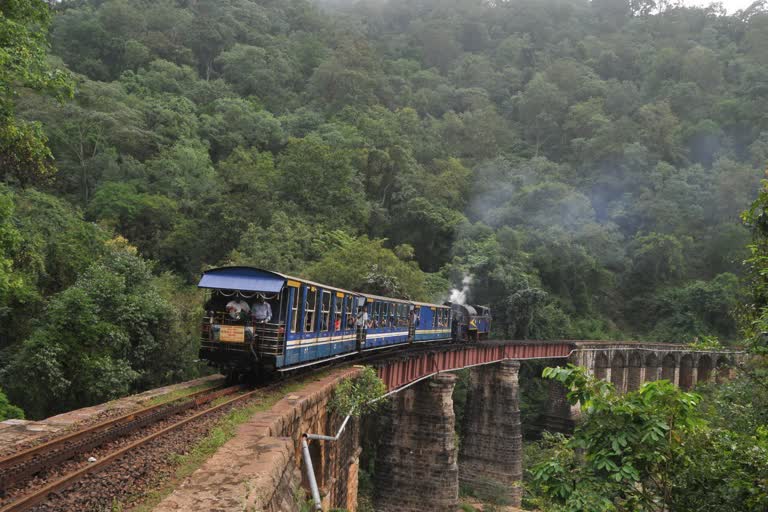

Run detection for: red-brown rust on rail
[[0, 385, 268, 512], [0, 384, 240, 493]]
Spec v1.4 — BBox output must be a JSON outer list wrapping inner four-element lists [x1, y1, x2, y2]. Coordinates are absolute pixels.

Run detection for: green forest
[[1, 0, 767, 419], [5, 0, 768, 510]]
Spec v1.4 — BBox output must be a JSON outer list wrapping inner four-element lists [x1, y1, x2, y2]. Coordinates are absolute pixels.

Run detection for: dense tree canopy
[[1, 0, 767, 418]]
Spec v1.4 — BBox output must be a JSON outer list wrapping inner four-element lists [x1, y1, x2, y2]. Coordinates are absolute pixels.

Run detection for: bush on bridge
[[328, 367, 387, 418]]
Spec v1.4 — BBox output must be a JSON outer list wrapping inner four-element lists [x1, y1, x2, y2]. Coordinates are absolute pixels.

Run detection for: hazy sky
[[684, 0, 756, 13]]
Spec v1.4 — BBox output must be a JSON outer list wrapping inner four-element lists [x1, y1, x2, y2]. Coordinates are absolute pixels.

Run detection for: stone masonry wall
[[373, 373, 459, 512], [460, 360, 523, 506], [540, 347, 742, 434], [154, 367, 361, 512]]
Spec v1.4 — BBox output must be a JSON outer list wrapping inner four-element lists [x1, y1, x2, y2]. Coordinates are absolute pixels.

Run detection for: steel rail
[[0, 384, 271, 512], [0, 382, 237, 492], [0, 341, 467, 511]]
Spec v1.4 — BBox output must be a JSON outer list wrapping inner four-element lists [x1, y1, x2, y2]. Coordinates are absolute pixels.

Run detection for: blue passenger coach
[[197, 267, 452, 378]]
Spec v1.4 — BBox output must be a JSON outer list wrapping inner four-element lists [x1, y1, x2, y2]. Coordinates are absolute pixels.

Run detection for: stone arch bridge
[[153, 339, 743, 512], [369, 339, 743, 511], [373, 339, 741, 393]]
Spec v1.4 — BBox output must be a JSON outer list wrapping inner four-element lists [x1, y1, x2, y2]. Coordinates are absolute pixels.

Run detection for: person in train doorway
[[355, 305, 368, 351], [251, 294, 272, 324], [410, 308, 419, 327], [356, 306, 368, 331]]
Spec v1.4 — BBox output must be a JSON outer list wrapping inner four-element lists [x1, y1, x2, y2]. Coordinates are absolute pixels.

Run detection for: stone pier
[[538, 344, 742, 433], [460, 360, 523, 506], [540, 378, 578, 433], [373, 373, 459, 512]]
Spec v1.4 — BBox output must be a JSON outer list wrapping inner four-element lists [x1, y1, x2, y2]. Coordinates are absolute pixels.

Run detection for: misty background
[[3, 0, 768, 418]]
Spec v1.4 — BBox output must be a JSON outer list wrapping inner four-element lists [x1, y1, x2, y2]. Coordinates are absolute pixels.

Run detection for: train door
[[355, 297, 368, 351], [407, 305, 419, 343]]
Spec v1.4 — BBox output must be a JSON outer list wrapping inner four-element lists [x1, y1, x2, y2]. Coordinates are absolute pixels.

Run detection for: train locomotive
[[449, 303, 492, 342], [197, 266, 491, 378]]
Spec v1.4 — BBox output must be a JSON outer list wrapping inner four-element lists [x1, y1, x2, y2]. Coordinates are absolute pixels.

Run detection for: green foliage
[[1, 237, 197, 419], [741, 178, 768, 353], [687, 335, 723, 350], [0, 387, 23, 420], [1, 0, 767, 421], [305, 235, 430, 300], [0, 0, 73, 183], [530, 365, 768, 512], [328, 367, 387, 418], [533, 365, 703, 511]]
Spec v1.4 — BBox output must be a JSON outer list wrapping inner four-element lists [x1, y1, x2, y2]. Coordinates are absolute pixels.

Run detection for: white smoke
[[449, 275, 472, 305]]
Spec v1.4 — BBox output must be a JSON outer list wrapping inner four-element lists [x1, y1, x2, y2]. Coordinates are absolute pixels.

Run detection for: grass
[[122, 372, 331, 512], [140, 379, 224, 408]]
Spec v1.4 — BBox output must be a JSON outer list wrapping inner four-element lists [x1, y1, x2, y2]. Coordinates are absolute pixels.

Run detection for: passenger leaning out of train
[[226, 299, 250, 321], [356, 307, 368, 331], [251, 295, 272, 324]]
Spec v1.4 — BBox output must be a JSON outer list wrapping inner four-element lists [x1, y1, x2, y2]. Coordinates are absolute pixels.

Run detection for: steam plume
[[450, 275, 472, 305]]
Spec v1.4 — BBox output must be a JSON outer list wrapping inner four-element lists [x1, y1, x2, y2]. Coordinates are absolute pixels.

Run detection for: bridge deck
[[375, 340, 573, 391], [374, 339, 744, 392]]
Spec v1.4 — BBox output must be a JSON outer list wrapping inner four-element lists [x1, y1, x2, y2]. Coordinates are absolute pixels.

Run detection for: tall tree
[[0, 0, 72, 184]]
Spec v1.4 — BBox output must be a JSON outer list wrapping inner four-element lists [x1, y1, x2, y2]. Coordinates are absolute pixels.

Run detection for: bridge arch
[[679, 354, 694, 390], [610, 352, 626, 392], [594, 352, 609, 380], [716, 356, 732, 383], [697, 355, 713, 384], [661, 353, 676, 382], [644, 353, 660, 382], [627, 352, 642, 391]]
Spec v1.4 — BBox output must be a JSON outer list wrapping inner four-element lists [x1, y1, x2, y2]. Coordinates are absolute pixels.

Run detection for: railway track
[[0, 342, 459, 511], [0, 383, 246, 512]]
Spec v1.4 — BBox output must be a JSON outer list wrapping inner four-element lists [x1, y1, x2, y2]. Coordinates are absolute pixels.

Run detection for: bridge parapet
[[541, 343, 746, 432], [567, 342, 745, 392], [373, 340, 745, 393], [374, 341, 573, 392]]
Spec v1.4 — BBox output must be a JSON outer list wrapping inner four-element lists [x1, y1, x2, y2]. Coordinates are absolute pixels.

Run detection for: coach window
[[346, 297, 354, 329], [334, 295, 343, 331], [305, 288, 317, 333], [321, 291, 331, 332], [290, 287, 301, 334]]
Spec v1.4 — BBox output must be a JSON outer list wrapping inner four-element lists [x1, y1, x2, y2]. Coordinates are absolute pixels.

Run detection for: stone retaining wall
[[154, 367, 362, 512]]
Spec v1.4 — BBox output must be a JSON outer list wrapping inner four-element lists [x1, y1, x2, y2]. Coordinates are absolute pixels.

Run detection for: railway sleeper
[[0, 395, 204, 491]]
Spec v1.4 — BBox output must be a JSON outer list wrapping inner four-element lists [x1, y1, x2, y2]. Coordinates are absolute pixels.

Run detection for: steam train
[[197, 266, 491, 377]]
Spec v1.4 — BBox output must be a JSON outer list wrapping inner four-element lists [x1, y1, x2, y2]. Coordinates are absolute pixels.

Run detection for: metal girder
[[374, 341, 574, 391]]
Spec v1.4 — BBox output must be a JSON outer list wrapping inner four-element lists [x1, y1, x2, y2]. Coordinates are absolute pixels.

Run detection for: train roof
[[198, 266, 447, 309], [199, 266, 353, 295]]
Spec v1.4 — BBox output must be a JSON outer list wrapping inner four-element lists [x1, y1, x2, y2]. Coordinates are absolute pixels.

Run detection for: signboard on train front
[[220, 325, 245, 343]]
